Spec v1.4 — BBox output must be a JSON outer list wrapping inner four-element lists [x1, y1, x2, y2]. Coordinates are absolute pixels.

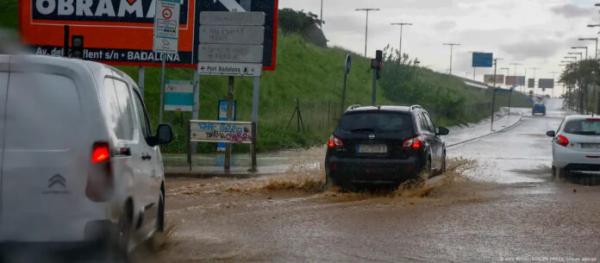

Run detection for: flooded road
[[139, 99, 600, 262]]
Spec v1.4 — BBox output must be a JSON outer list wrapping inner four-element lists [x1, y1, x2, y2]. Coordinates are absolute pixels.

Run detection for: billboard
[[472, 52, 493, 68], [539, 79, 555, 89], [20, 0, 196, 67], [528, 78, 535, 88], [484, 74, 504, 84], [506, 76, 526, 86], [19, 0, 279, 70]]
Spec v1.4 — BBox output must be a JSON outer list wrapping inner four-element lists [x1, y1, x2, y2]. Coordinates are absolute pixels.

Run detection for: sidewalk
[[165, 107, 528, 177]]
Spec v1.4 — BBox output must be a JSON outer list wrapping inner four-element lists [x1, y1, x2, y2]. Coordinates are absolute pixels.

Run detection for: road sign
[[190, 120, 253, 144], [164, 80, 194, 111], [154, 0, 182, 54], [472, 52, 493, 68], [20, 0, 197, 67], [199, 62, 262, 76], [199, 11, 266, 26], [200, 26, 265, 44], [198, 0, 278, 70], [198, 44, 263, 63]]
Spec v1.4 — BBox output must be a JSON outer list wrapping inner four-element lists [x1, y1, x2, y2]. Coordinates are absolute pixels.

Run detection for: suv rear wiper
[[350, 128, 376, 133]]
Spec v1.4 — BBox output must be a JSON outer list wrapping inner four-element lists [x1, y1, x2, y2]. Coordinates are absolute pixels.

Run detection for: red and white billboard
[[19, 0, 279, 70]]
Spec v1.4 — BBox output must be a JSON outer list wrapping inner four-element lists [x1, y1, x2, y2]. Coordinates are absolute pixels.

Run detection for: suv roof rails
[[346, 104, 362, 111], [410, 105, 423, 111]]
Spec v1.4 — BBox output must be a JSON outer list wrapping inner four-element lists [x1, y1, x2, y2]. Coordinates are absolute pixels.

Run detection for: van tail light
[[91, 142, 110, 164], [403, 137, 424, 150], [327, 135, 344, 149], [556, 134, 569, 147], [87, 142, 114, 202]]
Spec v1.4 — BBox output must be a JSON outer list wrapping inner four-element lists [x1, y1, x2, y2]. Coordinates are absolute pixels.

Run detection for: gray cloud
[[551, 4, 593, 18], [500, 39, 563, 60], [433, 20, 457, 32]]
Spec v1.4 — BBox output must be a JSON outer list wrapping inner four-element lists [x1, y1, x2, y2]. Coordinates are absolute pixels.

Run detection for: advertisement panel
[[164, 80, 194, 111], [190, 120, 253, 144], [484, 74, 504, 84], [539, 79, 555, 89], [528, 78, 535, 89], [20, 0, 196, 67], [20, 0, 279, 70]]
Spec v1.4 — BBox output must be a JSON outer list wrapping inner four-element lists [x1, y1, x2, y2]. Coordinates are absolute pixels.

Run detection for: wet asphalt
[[141, 99, 600, 263]]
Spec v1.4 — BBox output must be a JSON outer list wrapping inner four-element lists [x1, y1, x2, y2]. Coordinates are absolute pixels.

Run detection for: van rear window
[[338, 111, 414, 133], [4, 72, 81, 149], [103, 78, 135, 140]]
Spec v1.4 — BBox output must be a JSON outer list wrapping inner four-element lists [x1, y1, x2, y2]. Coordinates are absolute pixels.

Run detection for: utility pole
[[356, 8, 380, 57], [568, 52, 583, 61], [572, 46, 589, 59], [490, 58, 501, 131], [577, 38, 597, 59], [320, 0, 324, 28], [443, 43, 460, 75], [390, 22, 412, 61]]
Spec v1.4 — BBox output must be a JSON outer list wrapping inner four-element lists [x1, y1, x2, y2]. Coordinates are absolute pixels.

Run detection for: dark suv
[[325, 105, 449, 189]]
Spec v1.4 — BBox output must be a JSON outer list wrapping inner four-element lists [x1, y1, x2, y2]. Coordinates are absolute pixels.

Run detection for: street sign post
[[164, 80, 194, 112], [154, 0, 182, 54]]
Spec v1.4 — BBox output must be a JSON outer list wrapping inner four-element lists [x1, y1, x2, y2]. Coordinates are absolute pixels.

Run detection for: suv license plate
[[357, 144, 387, 154]]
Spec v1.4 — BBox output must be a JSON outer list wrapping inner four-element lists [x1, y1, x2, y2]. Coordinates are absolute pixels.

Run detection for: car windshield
[[563, 119, 600, 135], [338, 111, 413, 133]]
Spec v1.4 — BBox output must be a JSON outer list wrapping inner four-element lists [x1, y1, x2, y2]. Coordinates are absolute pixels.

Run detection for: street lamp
[[572, 46, 589, 59], [443, 43, 461, 75], [356, 8, 380, 57], [568, 52, 583, 60], [578, 38, 598, 59], [390, 22, 412, 60]]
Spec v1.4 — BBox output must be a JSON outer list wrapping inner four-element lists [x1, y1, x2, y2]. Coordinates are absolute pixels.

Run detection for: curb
[[447, 113, 523, 149]]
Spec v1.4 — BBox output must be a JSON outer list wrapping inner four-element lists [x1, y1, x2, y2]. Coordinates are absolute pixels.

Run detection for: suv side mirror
[[150, 124, 173, 146], [546, 130, 556, 137], [437, 127, 450, 136]]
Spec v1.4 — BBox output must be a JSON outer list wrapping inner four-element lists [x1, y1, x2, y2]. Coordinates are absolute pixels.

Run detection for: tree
[[560, 59, 600, 114]]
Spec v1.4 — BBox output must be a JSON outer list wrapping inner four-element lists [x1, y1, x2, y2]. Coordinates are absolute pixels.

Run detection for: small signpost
[[154, 0, 183, 124], [189, 10, 267, 173], [164, 80, 194, 112]]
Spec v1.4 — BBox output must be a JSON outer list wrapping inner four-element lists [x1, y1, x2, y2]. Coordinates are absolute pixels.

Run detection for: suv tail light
[[87, 142, 114, 202], [556, 134, 569, 147], [403, 136, 423, 150], [327, 135, 344, 149]]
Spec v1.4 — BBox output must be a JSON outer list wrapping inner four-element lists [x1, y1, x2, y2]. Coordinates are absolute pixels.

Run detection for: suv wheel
[[419, 157, 433, 181]]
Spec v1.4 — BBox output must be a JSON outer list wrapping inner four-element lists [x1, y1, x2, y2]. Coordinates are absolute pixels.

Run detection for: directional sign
[[154, 0, 182, 54], [198, 0, 278, 70], [199, 62, 262, 76], [528, 78, 535, 89], [198, 44, 263, 63], [200, 26, 265, 44], [164, 80, 194, 111], [472, 52, 493, 68]]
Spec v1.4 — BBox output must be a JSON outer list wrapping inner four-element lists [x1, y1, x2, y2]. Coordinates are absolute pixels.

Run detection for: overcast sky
[[280, 0, 599, 94]]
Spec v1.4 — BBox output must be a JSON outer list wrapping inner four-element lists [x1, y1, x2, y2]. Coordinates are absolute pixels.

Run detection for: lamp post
[[356, 8, 380, 57], [390, 22, 412, 61], [443, 43, 461, 75], [568, 52, 583, 61], [578, 38, 598, 59], [572, 46, 589, 59]]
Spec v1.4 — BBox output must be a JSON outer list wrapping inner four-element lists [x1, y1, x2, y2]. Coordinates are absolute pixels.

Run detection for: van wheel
[[157, 191, 165, 233], [115, 204, 132, 260]]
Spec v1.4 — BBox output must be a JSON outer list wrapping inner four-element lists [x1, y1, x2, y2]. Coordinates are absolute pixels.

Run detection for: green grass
[[0, 3, 531, 153]]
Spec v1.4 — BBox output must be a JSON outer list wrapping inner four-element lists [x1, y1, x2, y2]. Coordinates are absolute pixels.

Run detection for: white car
[[547, 115, 600, 180], [0, 55, 172, 257]]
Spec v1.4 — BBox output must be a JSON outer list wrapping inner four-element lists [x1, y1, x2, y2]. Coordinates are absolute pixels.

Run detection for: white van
[[0, 55, 173, 256]]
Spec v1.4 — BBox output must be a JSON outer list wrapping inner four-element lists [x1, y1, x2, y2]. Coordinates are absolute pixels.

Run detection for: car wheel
[[324, 172, 336, 190], [440, 153, 447, 174], [419, 157, 433, 182], [157, 191, 165, 233]]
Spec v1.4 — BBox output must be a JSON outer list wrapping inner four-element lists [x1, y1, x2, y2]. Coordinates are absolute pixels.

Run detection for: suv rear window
[[338, 111, 414, 133], [563, 119, 600, 136]]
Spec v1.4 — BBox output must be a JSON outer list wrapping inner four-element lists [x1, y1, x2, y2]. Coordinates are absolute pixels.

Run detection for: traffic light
[[71, 35, 84, 58]]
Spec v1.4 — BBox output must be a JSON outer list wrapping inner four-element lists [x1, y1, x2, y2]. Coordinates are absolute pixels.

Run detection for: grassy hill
[[0, 3, 530, 153]]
